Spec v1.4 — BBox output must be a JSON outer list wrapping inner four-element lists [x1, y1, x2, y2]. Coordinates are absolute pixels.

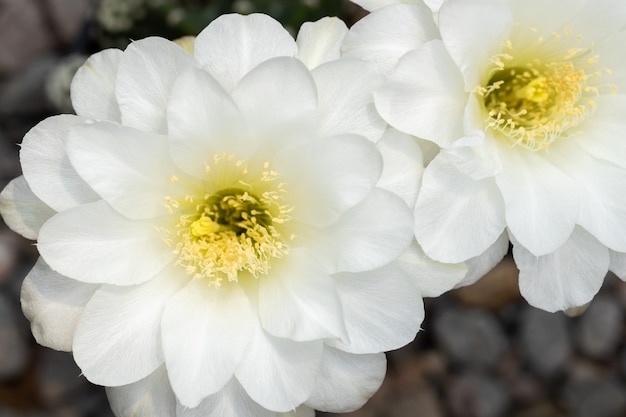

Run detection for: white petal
[[38, 200, 173, 285], [259, 249, 346, 341], [73, 266, 184, 386], [296, 17, 348, 69], [167, 67, 251, 179], [107, 366, 176, 417], [20, 258, 97, 352], [312, 59, 386, 142], [194, 13, 297, 92], [177, 378, 275, 417], [342, 4, 440, 74], [515, 227, 609, 312], [396, 241, 467, 298], [162, 279, 254, 408], [495, 146, 578, 256], [415, 154, 506, 263], [317, 188, 414, 273], [446, 133, 502, 180], [231, 57, 318, 151], [546, 143, 626, 253], [20, 115, 99, 212], [236, 324, 322, 412], [0, 176, 55, 240], [116, 37, 196, 133], [279, 407, 315, 417], [609, 250, 626, 281], [438, 0, 512, 87], [374, 40, 466, 147], [70, 48, 122, 121], [376, 128, 424, 209], [274, 135, 382, 228], [459, 231, 510, 287], [329, 263, 423, 354], [67, 121, 179, 219], [306, 348, 386, 413]]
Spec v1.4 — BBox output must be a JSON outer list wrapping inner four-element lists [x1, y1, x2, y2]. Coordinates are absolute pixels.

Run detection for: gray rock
[[0, 293, 28, 378], [562, 379, 626, 417], [433, 307, 507, 369], [0, 230, 19, 285], [576, 296, 623, 359], [36, 348, 90, 408], [447, 373, 511, 417], [0, 55, 58, 116], [519, 307, 572, 378]]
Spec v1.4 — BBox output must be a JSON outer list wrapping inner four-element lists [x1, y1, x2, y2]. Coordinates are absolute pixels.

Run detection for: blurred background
[[0, 1, 625, 416]]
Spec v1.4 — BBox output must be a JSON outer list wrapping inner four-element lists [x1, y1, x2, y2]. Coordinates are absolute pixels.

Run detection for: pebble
[[519, 307, 572, 378], [433, 307, 507, 369], [575, 296, 623, 359], [0, 293, 27, 378], [562, 379, 626, 417], [0, 56, 58, 117], [447, 373, 511, 417]]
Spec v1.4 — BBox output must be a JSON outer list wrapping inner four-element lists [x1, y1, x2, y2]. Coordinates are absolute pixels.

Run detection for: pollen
[[162, 156, 292, 286], [477, 27, 610, 151]]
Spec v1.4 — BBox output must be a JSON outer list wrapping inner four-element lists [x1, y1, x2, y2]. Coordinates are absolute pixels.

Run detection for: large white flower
[[0, 14, 430, 417], [343, 0, 626, 311]]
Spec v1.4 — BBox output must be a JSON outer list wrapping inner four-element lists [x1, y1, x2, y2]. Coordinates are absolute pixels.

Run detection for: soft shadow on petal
[[107, 366, 176, 417], [459, 231, 510, 287], [0, 176, 55, 240]]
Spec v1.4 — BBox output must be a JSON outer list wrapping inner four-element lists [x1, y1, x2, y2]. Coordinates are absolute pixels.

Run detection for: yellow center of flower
[[475, 26, 615, 151], [162, 155, 293, 286]]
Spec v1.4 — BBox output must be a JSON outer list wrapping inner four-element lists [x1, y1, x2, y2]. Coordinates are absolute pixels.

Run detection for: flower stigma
[[475, 26, 614, 151], [161, 155, 293, 286]]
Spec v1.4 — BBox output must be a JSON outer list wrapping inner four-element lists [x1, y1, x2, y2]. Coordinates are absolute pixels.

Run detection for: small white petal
[[306, 348, 386, 413], [296, 17, 348, 69], [415, 154, 506, 263], [459, 231, 510, 287], [20, 115, 99, 212], [515, 227, 609, 312], [116, 37, 196, 133], [73, 266, 184, 386], [259, 249, 346, 341], [38, 200, 173, 285], [609, 250, 626, 281], [194, 13, 297, 92], [20, 258, 97, 352], [0, 176, 55, 240], [162, 280, 254, 408], [342, 4, 439, 74], [236, 324, 322, 412], [107, 366, 176, 417], [329, 264, 423, 354], [70, 48, 123, 121]]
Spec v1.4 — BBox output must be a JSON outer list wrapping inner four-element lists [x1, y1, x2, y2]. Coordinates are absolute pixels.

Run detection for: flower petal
[[495, 145, 578, 256], [67, 122, 178, 219], [609, 250, 626, 282], [73, 266, 184, 387], [374, 40, 467, 147], [296, 17, 348, 69], [167, 67, 251, 179], [20, 115, 99, 212], [396, 241, 467, 298], [116, 37, 196, 133], [259, 249, 346, 341], [312, 58, 385, 142], [20, 258, 97, 352], [274, 135, 382, 228], [176, 378, 275, 417], [342, 4, 439, 74], [107, 366, 176, 417], [515, 226, 609, 312], [162, 279, 254, 408], [376, 128, 424, 209], [306, 348, 386, 413], [316, 188, 414, 273], [459, 231, 510, 287], [0, 176, 55, 240], [38, 200, 173, 285], [70, 48, 122, 121], [329, 263, 423, 354], [194, 13, 297, 92], [236, 325, 322, 412], [415, 153, 506, 263]]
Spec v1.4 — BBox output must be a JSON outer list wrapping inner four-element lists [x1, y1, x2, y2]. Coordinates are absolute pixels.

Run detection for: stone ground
[[1, 1, 626, 416]]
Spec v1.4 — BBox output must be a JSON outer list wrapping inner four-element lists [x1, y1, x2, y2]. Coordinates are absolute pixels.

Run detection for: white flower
[[0, 14, 426, 417], [344, 0, 626, 311]]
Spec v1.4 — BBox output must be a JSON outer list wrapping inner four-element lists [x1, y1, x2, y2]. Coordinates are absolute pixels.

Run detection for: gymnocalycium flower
[[344, 0, 626, 311], [0, 14, 427, 417]]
